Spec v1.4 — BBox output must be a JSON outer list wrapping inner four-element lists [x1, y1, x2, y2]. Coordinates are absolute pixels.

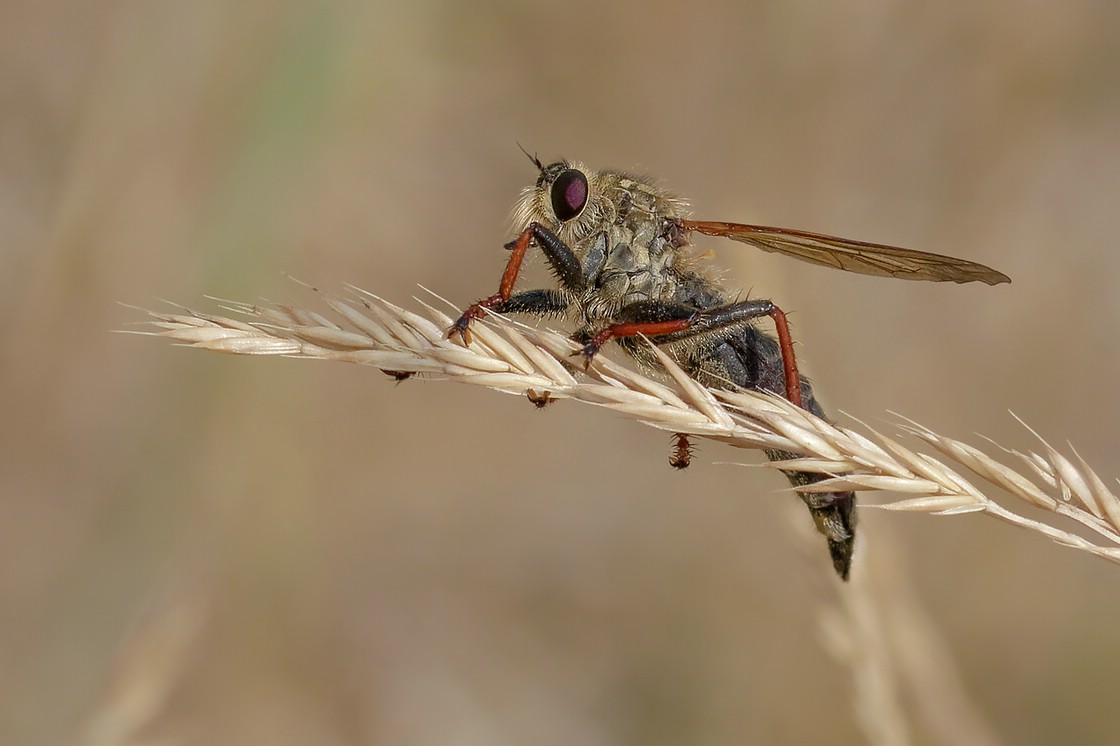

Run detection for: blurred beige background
[[3, 1, 1119, 744]]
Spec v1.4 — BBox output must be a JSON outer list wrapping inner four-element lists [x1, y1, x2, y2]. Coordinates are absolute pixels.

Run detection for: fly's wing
[[679, 220, 1011, 285]]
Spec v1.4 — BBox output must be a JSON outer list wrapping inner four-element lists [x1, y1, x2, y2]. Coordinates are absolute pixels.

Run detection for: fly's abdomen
[[701, 328, 857, 579]]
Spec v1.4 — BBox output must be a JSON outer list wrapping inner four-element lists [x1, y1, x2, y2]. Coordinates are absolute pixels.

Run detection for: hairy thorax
[[573, 176, 720, 326]]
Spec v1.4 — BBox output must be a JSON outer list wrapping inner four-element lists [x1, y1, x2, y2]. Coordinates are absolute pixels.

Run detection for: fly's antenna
[[517, 142, 544, 173]]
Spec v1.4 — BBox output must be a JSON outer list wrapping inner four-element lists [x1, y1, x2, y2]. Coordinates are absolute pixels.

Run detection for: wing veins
[[681, 220, 1010, 285]]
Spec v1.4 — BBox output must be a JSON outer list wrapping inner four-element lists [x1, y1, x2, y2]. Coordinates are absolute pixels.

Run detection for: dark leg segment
[[516, 224, 585, 291], [500, 289, 570, 316]]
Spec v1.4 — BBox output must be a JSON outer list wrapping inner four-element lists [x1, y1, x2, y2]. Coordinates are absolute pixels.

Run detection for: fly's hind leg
[[581, 299, 856, 579]]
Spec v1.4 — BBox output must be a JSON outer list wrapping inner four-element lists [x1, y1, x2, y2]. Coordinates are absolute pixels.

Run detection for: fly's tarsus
[[526, 389, 554, 408], [381, 369, 414, 383], [670, 433, 693, 470]]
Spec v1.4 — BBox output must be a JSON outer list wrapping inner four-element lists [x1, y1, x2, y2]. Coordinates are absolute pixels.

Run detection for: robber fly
[[448, 153, 1009, 579]]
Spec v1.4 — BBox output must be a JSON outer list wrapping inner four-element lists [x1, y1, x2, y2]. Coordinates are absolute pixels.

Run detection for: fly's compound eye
[[550, 169, 589, 221]]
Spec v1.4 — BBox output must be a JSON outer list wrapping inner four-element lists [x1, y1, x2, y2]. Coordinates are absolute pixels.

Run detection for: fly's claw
[[448, 304, 486, 345], [571, 327, 615, 369], [572, 340, 601, 369], [448, 294, 504, 346], [381, 369, 414, 383], [526, 389, 554, 408], [448, 311, 477, 345]]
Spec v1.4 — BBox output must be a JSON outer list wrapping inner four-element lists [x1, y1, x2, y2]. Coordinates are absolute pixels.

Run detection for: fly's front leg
[[575, 298, 804, 408], [387, 287, 565, 382], [449, 223, 583, 344]]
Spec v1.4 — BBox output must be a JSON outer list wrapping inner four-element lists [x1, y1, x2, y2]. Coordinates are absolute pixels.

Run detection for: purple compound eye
[[550, 169, 588, 221]]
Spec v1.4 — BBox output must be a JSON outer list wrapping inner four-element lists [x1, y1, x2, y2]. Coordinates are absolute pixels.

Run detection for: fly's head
[[510, 159, 692, 264]]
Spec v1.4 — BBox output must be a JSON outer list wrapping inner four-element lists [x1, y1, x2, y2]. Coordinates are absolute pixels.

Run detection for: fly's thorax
[[581, 224, 680, 318]]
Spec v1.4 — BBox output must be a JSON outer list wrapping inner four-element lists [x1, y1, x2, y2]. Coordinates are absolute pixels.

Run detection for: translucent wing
[[679, 220, 1010, 285]]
